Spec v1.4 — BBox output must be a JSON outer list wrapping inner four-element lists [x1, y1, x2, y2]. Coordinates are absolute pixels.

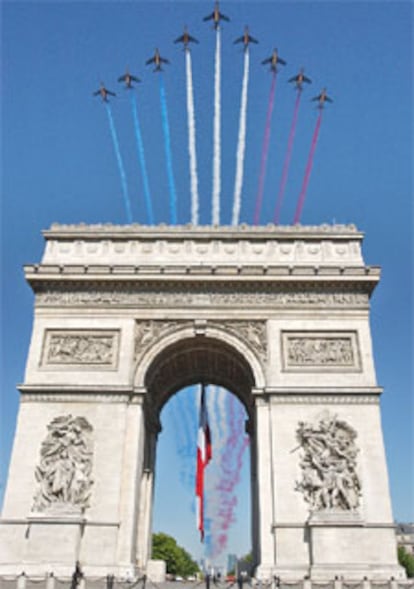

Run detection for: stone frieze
[[42, 330, 119, 368]]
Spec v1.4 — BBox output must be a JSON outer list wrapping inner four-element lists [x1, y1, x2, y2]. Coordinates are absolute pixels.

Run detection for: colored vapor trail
[[274, 90, 302, 224], [231, 48, 250, 226], [159, 74, 178, 224], [254, 72, 277, 225], [212, 28, 222, 225], [293, 110, 323, 224], [105, 103, 132, 223], [130, 94, 154, 224], [185, 50, 200, 226]]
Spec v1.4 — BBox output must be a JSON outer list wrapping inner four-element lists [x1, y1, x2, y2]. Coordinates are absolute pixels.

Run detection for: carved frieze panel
[[282, 331, 360, 372], [41, 330, 119, 369], [32, 414, 94, 514], [35, 283, 370, 309], [295, 411, 361, 512]]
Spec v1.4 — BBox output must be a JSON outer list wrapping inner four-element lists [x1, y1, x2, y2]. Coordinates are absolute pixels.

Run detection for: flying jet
[[146, 48, 170, 72], [203, 1, 230, 30], [93, 83, 116, 102], [288, 68, 312, 90], [234, 26, 258, 50], [174, 25, 199, 50], [311, 88, 333, 108], [261, 49, 287, 72], [118, 69, 141, 89]]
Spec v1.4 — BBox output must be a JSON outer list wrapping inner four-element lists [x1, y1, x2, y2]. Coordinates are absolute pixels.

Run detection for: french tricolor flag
[[196, 384, 212, 542]]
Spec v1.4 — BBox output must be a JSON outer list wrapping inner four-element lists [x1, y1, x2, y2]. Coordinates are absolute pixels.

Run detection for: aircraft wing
[[117, 75, 126, 82], [234, 36, 244, 44], [261, 57, 272, 64], [131, 75, 141, 83], [249, 35, 258, 44], [203, 13, 214, 21], [93, 90, 101, 96], [219, 12, 230, 21], [146, 57, 155, 65], [326, 96, 333, 102], [303, 75, 312, 83], [188, 34, 199, 43], [160, 57, 170, 64], [174, 35, 184, 43], [278, 57, 287, 65], [107, 90, 116, 96]]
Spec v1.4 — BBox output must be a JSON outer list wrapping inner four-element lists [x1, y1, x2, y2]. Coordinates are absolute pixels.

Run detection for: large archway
[[134, 329, 264, 573]]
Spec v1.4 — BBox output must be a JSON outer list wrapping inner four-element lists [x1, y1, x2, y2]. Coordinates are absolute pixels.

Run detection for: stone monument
[[0, 224, 404, 581]]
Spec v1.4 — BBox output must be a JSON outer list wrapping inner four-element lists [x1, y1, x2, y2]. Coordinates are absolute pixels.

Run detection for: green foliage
[[152, 532, 199, 577], [398, 546, 414, 578]]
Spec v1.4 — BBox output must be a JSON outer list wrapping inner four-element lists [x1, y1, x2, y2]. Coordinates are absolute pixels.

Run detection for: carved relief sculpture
[[295, 412, 361, 511], [283, 332, 360, 371], [33, 415, 94, 513], [43, 331, 118, 366]]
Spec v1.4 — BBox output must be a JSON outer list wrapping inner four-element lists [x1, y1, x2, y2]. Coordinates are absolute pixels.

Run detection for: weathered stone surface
[[0, 225, 402, 581]]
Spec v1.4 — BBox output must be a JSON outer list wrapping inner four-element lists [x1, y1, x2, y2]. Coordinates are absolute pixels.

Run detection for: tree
[[398, 546, 414, 578], [152, 532, 199, 577]]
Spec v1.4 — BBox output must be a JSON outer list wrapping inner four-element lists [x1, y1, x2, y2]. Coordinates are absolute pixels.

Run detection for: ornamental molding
[[295, 410, 361, 512], [21, 393, 139, 404], [134, 320, 191, 364], [134, 319, 267, 367], [282, 331, 360, 372], [41, 330, 119, 369], [35, 283, 370, 309], [211, 320, 267, 366], [267, 395, 379, 405], [32, 415, 94, 514]]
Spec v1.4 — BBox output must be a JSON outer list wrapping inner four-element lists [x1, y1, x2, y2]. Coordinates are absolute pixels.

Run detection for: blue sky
[[1, 0, 413, 567]]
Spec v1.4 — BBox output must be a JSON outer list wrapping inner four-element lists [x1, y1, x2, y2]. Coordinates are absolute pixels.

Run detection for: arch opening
[[144, 336, 257, 421]]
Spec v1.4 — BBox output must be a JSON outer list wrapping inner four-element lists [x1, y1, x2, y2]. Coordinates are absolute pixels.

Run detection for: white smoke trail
[[212, 28, 221, 226], [185, 50, 200, 226], [231, 48, 250, 226]]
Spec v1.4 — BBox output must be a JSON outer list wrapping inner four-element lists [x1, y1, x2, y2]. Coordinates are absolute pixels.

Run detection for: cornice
[[43, 223, 364, 241]]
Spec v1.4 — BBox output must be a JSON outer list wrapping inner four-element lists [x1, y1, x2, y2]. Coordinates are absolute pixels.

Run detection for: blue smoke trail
[[159, 74, 177, 224], [105, 103, 132, 223], [130, 94, 154, 224]]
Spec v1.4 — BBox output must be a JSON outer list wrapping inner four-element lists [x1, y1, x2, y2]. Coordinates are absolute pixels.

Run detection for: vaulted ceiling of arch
[[144, 337, 255, 419]]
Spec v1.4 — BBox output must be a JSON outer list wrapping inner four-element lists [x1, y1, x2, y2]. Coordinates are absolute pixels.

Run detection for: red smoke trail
[[253, 72, 277, 225], [293, 110, 323, 224], [274, 90, 302, 224]]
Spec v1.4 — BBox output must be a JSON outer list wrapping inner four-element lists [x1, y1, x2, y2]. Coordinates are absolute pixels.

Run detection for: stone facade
[[0, 224, 403, 581]]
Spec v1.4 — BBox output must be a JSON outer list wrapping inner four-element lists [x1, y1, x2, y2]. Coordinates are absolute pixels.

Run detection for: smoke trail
[[159, 74, 178, 224], [212, 28, 221, 225], [274, 90, 302, 224], [130, 94, 154, 225], [185, 50, 200, 225], [253, 72, 277, 226], [105, 103, 132, 223], [231, 48, 250, 226], [293, 110, 323, 224]]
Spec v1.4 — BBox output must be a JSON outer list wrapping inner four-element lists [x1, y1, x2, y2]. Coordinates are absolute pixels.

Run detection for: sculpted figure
[[33, 415, 94, 512], [295, 412, 361, 511]]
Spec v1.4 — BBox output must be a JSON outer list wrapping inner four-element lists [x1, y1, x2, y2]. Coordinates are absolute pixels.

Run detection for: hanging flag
[[196, 384, 212, 542]]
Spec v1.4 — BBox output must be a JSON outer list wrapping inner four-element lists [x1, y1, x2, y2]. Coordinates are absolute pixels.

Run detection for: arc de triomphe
[[0, 224, 403, 580]]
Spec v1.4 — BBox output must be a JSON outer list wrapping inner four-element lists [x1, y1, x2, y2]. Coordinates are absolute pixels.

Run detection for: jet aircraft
[[234, 26, 258, 50], [146, 48, 170, 72], [118, 69, 141, 89], [311, 88, 333, 108], [261, 49, 286, 72], [174, 26, 199, 50], [288, 68, 312, 90], [203, 2, 230, 29], [93, 83, 116, 102]]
